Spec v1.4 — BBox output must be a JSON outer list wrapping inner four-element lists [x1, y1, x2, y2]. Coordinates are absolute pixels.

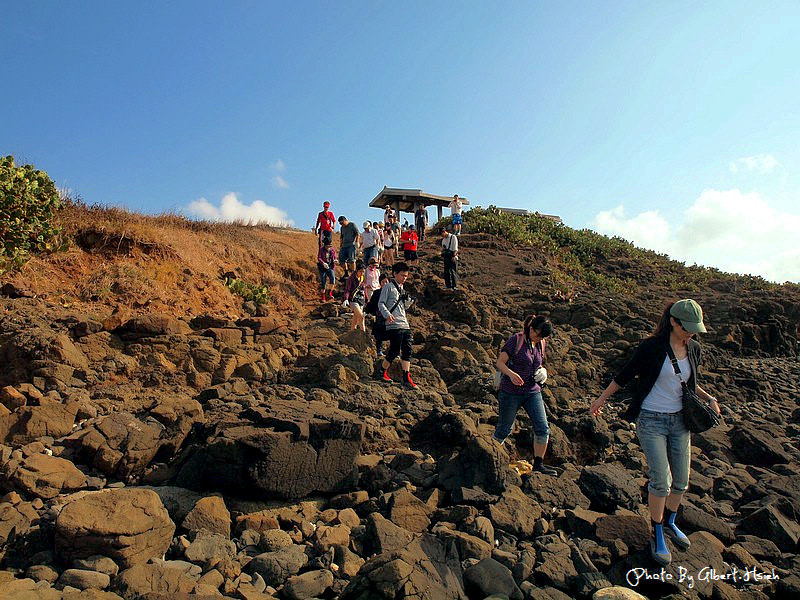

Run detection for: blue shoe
[[650, 524, 672, 566], [664, 515, 691, 550]]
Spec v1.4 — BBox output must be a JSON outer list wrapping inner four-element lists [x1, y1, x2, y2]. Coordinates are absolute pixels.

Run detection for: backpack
[[365, 281, 402, 319], [492, 332, 546, 390]]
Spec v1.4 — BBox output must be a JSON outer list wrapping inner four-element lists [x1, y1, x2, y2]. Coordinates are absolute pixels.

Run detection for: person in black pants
[[441, 229, 459, 289]]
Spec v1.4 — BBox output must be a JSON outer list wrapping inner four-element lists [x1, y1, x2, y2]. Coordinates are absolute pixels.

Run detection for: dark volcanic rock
[[341, 533, 466, 600], [577, 463, 641, 512], [176, 399, 364, 499], [411, 408, 518, 494], [740, 504, 800, 552], [464, 557, 523, 599], [730, 422, 792, 467], [68, 412, 163, 478]]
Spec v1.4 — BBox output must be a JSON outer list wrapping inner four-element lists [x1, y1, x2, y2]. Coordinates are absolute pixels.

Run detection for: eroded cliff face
[[1, 227, 798, 599]]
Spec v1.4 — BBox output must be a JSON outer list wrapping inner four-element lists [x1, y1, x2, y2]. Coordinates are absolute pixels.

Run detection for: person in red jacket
[[314, 201, 336, 247], [400, 225, 418, 264]]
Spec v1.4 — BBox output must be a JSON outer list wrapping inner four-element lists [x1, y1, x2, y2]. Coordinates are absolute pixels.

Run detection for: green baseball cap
[[670, 299, 707, 333]]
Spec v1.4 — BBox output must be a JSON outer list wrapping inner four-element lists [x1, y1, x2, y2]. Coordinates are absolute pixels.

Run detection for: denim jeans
[[493, 389, 550, 444], [364, 245, 379, 263], [318, 265, 335, 288], [636, 409, 691, 497]]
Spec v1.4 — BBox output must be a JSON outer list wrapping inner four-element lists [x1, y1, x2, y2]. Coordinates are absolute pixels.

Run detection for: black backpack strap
[[665, 343, 689, 389]]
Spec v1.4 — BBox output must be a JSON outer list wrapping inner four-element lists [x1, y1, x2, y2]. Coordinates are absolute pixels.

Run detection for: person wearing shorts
[[449, 194, 463, 235], [377, 262, 417, 389], [338, 216, 360, 280], [343, 260, 366, 331]]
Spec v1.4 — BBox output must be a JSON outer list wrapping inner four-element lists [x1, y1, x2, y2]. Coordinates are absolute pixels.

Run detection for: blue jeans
[[318, 265, 335, 288], [364, 245, 379, 263], [493, 389, 550, 445], [636, 410, 691, 497]]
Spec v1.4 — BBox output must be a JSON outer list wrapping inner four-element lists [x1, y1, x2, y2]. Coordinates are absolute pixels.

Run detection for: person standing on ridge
[[449, 194, 463, 235], [314, 201, 336, 247], [441, 228, 459, 290], [377, 262, 417, 389], [589, 299, 720, 567], [415, 203, 428, 242], [338, 215, 360, 282]]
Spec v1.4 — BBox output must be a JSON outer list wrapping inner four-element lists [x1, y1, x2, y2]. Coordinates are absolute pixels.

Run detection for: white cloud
[[269, 159, 289, 188], [271, 175, 289, 189], [187, 193, 293, 226], [592, 189, 800, 283], [729, 154, 779, 175]]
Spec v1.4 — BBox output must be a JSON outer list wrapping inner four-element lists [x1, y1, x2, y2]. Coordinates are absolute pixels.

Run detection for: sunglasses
[[673, 318, 690, 332]]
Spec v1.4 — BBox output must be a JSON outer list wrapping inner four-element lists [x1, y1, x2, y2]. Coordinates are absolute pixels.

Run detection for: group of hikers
[[311, 198, 464, 389], [312, 201, 719, 568]]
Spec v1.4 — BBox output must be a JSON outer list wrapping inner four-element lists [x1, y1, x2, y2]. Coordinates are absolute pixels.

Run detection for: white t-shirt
[[641, 355, 690, 413], [362, 228, 381, 249], [449, 199, 462, 215]]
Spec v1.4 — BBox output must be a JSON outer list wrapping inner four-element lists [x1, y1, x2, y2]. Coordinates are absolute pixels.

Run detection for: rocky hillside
[[0, 204, 799, 600]]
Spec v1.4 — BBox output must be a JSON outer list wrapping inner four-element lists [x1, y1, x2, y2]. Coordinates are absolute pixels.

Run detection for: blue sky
[[3, 2, 799, 281]]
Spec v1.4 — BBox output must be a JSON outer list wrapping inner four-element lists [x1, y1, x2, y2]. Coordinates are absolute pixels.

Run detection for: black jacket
[[614, 336, 702, 422]]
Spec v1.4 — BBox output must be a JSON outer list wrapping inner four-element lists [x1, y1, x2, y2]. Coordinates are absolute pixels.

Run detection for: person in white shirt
[[441, 229, 459, 289], [361, 221, 381, 264], [449, 194, 463, 235]]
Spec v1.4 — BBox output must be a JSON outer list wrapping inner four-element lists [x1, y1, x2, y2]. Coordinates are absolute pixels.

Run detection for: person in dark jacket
[[590, 299, 720, 567]]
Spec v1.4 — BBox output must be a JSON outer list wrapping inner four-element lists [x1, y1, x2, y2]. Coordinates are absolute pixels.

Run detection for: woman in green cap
[[589, 299, 720, 567]]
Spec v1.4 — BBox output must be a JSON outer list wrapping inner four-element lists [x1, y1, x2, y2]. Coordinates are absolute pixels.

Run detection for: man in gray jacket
[[377, 262, 417, 389]]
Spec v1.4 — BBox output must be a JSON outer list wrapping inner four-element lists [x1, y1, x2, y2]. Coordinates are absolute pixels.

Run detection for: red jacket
[[400, 230, 418, 251]]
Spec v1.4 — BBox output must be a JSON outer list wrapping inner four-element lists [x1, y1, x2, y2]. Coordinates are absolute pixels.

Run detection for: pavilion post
[[437, 205, 443, 222]]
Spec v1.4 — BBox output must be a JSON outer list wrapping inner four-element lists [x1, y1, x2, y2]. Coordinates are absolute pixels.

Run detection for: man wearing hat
[[361, 220, 381, 265], [314, 201, 336, 248]]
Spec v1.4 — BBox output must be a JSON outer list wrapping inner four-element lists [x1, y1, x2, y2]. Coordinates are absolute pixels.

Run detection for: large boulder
[[114, 561, 197, 597], [488, 485, 542, 537], [341, 534, 466, 600], [55, 488, 175, 568], [181, 495, 231, 538], [3, 453, 86, 499], [0, 499, 39, 544], [116, 315, 192, 339], [577, 463, 641, 512], [411, 409, 517, 495], [730, 423, 792, 467], [3, 403, 78, 445], [176, 400, 364, 499], [246, 544, 309, 588], [67, 412, 162, 478]]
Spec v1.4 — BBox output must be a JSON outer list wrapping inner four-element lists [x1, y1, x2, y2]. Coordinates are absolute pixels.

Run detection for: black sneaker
[[533, 463, 558, 476]]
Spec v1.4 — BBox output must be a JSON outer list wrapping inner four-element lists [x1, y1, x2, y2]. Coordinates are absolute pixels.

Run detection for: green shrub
[[1, 155, 64, 273], [225, 277, 270, 305], [462, 206, 779, 293]]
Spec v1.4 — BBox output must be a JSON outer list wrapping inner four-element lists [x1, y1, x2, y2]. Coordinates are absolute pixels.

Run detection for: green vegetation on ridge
[[452, 206, 782, 294], [1, 156, 65, 274]]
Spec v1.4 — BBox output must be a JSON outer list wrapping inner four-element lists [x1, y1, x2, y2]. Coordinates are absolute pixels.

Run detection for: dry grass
[[4, 200, 320, 318]]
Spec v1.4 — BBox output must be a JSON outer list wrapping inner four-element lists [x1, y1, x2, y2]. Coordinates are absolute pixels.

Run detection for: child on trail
[[343, 260, 366, 331], [377, 262, 417, 389], [370, 273, 389, 356], [317, 241, 338, 302]]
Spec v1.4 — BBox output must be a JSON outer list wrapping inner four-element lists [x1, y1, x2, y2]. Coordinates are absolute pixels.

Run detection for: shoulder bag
[[665, 344, 719, 433]]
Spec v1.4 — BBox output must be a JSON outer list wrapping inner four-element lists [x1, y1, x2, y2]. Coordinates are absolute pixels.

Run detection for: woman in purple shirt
[[492, 315, 556, 475]]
